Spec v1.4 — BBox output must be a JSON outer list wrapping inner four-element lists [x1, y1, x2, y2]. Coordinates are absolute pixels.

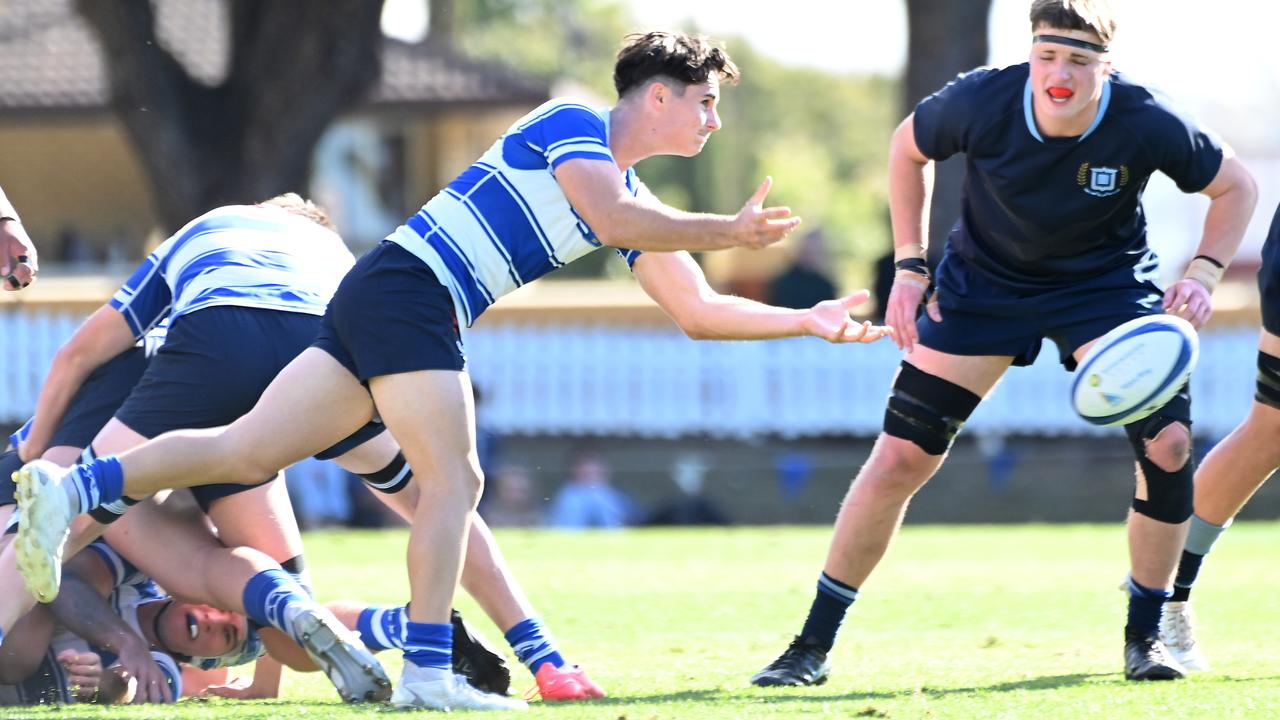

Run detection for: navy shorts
[[919, 251, 1164, 369], [113, 306, 384, 510], [52, 347, 150, 450], [313, 241, 466, 383], [0, 450, 20, 506], [1258, 203, 1280, 336]]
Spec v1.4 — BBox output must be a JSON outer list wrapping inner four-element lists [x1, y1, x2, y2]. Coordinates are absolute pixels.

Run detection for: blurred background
[[1, 0, 1277, 530]]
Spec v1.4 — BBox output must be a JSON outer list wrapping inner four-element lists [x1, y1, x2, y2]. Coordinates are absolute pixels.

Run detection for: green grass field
[[13, 522, 1280, 719]]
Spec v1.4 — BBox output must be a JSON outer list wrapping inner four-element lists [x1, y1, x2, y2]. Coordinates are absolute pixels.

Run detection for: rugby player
[[750, 0, 1256, 686], [15, 30, 891, 712]]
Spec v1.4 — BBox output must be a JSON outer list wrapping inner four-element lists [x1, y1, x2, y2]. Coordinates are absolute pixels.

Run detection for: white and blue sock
[[504, 617, 565, 674], [64, 456, 125, 514], [799, 572, 859, 651], [241, 568, 312, 644], [403, 620, 452, 671], [356, 604, 406, 652]]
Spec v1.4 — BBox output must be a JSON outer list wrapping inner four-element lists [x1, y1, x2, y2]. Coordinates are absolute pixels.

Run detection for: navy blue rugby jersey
[[913, 63, 1223, 287]]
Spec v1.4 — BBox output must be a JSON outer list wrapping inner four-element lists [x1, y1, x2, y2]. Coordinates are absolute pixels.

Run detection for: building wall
[[0, 120, 157, 260]]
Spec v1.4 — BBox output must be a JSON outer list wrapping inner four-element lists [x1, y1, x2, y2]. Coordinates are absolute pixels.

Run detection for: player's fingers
[[926, 291, 943, 322], [840, 290, 872, 309], [746, 176, 773, 208], [759, 206, 793, 220]]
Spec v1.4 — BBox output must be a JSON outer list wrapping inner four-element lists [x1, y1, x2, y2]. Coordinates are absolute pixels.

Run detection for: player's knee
[[858, 439, 937, 500], [1255, 350, 1280, 411], [1143, 422, 1191, 472], [882, 361, 982, 457], [1126, 420, 1194, 524]]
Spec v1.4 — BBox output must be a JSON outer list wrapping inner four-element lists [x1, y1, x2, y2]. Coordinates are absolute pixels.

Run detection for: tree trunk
[[904, 0, 993, 265], [76, 0, 385, 232]]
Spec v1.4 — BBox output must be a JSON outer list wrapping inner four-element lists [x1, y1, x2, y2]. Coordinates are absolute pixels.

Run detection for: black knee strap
[[87, 495, 141, 525], [1125, 385, 1193, 523], [360, 452, 413, 494], [1256, 350, 1280, 410], [281, 554, 314, 598], [883, 361, 982, 455]]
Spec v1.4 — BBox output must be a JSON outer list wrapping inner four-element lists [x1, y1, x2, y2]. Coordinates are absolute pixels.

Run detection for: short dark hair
[[613, 31, 739, 98], [1029, 0, 1117, 47]]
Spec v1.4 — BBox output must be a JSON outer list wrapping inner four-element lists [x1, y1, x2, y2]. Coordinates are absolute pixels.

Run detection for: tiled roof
[[0, 0, 547, 115]]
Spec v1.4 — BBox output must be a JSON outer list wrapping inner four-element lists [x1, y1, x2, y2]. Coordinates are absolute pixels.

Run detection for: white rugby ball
[[1071, 315, 1198, 427]]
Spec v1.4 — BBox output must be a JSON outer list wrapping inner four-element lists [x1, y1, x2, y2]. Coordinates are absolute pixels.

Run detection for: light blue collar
[[1023, 77, 1111, 142]]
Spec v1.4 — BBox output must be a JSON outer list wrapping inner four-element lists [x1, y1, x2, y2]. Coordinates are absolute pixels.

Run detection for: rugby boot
[[1124, 629, 1186, 681], [1160, 601, 1209, 672], [451, 609, 512, 695], [750, 636, 831, 686], [530, 662, 606, 701], [14, 460, 78, 602], [292, 606, 393, 702], [392, 663, 528, 711]]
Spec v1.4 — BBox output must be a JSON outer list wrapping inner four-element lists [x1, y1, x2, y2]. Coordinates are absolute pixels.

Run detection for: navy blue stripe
[[460, 176, 558, 282], [476, 162, 563, 266], [442, 186, 522, 286], [159, 215, 287, 274]]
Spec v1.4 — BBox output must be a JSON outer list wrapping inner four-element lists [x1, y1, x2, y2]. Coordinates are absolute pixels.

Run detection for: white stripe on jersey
[[110, 205, 355, 338], [388, 99, 643, 326]]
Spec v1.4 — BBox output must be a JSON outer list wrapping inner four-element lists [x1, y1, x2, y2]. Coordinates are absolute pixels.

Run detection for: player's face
[[653, 77, 722, 157], [163, 601, 248, 659], [1028, 27, 1111, 129]]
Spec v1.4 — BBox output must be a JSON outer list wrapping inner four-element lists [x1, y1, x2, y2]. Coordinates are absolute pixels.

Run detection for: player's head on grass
[[1027, 0, 1117, 135], [260, 192, 338, 233], [612, 31, 740, 158]]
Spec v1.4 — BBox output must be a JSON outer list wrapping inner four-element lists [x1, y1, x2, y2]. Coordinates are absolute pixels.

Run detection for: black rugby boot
[[451, 609, 512, 695], [750, 636, 831, 687], [1124, 629, 1186, 681]]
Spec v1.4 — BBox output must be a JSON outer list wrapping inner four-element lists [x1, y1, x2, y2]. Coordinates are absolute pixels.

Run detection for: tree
[[904, 0, 993, 263], [76, 0, 385, 232]]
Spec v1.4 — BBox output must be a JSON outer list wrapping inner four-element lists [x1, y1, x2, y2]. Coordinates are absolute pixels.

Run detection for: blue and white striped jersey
[[110, 205, 355, 338], [387, 99, 644, 326], [83, 541, 184, 699]]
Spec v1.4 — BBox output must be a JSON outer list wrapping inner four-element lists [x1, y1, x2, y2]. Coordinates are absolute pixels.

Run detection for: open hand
[[1162, 278, 1212, 329], [803, 290, 896, 344], [732, 177, 801, 249]]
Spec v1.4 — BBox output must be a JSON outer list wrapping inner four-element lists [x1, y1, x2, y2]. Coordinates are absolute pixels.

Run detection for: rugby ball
[[1071, 315, 1198, 426]]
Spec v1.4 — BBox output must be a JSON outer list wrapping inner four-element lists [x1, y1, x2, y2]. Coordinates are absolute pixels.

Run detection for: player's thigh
[[87, 418, 149, 456], [219, 347, 377, 476], [903, 343, 1012, 398], [368, 369, 478, 481], [104, 497, 224, 602], [205, 476, 303, 562]]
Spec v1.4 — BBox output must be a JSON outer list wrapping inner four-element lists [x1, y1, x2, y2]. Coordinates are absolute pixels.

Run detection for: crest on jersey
[[1078, 163, 1129, 197]]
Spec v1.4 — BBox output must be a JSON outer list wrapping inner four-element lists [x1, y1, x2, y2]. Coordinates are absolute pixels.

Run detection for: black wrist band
[[1192, 254, 1224, 270], [894, 257, 930, 277]]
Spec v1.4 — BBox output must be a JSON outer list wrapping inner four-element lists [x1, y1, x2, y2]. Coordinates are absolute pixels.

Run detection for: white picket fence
[[0, 309, 1259, 439]]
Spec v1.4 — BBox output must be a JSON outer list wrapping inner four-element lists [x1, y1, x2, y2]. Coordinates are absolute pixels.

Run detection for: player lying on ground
[[750, 0, 1256, 688], [1154, 199, 1280, 671], [2, 307, 601, 701], [14, 29, 891, 713]]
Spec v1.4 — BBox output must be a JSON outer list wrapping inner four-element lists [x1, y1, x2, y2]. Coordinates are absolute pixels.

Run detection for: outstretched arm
[[0, 186, 37, 291], [557, 159, 800, 252], [633, 250, 890, 343], [885, 114, 938, 352], [19, 306, 137, 461]]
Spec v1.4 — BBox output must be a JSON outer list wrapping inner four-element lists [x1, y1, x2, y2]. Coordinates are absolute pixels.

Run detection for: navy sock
[[1125, 576, 1171, 637], [67, 456, 125, 513], [799, 572, 858, 651], [241, 568, 310, 644], [404, 620, 452, 670], [1171, 515, 1231, 602], [356, 605, 406, 652], [1170, 551, 1204, 602], [504, 617, 565, 674]]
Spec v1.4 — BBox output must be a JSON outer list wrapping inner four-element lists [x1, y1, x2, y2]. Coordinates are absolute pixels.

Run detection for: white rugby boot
[[1159, 601, 1209, 672], [291, 606, 393, 702], [14, 460, 79, 602], [392, 662, 528, 711]]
